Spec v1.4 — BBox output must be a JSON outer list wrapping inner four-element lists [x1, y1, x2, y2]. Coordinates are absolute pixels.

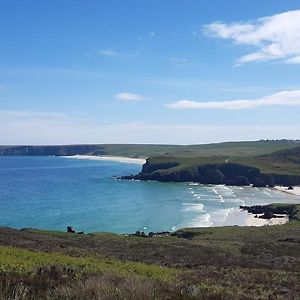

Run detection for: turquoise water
[[0, 156, 299, 233]]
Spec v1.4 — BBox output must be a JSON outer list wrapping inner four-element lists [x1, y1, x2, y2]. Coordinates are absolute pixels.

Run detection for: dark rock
[[148, 232, 154, 238], [253, 177, 267, 187], [260, 211, 274, 219], [240, 204, 297, 221], [129, 230, 148, 238], [142, 160, 178, 173], [234, 176, 250, 186], [224, 179, 235, 186], [262, 174, 275, 187], [67, 226, 75, 233]]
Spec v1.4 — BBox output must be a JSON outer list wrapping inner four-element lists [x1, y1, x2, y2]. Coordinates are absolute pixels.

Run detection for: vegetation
[[0, 204, 300, 299], [0, 246, 174, 280], [0, 140, 299, 158], [123, 145, 300, 185]]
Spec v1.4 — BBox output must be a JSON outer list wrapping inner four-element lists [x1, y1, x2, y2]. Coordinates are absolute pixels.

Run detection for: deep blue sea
[[0, 156, 299, 233]]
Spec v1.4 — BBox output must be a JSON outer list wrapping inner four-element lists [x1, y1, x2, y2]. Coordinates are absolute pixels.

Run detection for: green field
[[145, 145, 300, 176], [1, 140, 299, 158]]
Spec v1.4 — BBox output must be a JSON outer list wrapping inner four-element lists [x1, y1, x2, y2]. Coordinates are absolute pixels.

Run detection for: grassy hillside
[[126, 145, 300, 187], [0, 140, 299, 158], [0, 204, 299, 299]]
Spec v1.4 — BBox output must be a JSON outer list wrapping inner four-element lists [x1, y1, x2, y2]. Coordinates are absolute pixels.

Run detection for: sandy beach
[[274, 186, 300, 197], [65, 155, 146, 164], [224, 208, 289, 227]]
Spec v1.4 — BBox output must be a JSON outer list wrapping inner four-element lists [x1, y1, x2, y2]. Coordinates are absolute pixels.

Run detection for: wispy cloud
[[0, 110, 68, 120], [169, 57, 190, 67], [98, 49, 119, 57], [203, 10, 300, 64], [115, 92, 144, 101], [166, 90, 300, 110]]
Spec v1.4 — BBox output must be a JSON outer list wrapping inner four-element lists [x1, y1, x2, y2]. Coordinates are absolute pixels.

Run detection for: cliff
[[0, 145, 105, 156], [122, 146, 300, 187]]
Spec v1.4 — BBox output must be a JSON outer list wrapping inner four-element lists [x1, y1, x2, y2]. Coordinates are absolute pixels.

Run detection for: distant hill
[[0, 140, 299, 158]]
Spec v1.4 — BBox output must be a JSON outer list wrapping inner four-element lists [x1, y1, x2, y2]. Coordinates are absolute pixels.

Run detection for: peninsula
[[2, 140, 299, 187]]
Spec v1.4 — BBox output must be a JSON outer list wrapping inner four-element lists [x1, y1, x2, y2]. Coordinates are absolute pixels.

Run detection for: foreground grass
[[0, 246, 182, 299], [1, 245, 299, 299], [0, 246, 174, 281]]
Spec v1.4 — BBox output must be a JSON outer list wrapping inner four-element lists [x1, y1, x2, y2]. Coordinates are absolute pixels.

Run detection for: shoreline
[[273, 185, 300, 197], [64, 155, 146, 165], [224, 208, 289, 227]]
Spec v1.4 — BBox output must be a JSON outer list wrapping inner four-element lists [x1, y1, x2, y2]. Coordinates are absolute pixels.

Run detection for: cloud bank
[[166, 90, 300, 110], [0, 110, 300, 145], [203, 10, 300, 64]]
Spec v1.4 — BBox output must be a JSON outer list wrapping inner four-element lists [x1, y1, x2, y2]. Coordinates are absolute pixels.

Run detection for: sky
[[1, 0, 300, 145]]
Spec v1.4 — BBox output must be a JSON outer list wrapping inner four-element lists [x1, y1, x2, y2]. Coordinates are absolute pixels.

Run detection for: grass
[[1, 140, 299, 158], [93, 141, 300, 158], [143, 144, 300, 176], [0, 246, 174, 281]]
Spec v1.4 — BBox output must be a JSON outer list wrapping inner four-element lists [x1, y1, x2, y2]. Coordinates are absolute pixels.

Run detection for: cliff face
[[0, 145, 105, 156], [122, 161, 300, 187]]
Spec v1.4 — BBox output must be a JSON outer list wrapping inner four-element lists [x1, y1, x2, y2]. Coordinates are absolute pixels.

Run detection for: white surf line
[[212, 188, 218, 195], [218, 194, 225, 203], [182, 202, 205, 212]]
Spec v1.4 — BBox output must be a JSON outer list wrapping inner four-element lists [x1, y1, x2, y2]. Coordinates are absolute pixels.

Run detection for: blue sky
[[1, 0, 300, 144]]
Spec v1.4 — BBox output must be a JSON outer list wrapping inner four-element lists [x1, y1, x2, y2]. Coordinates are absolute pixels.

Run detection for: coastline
[[64, 155, 146, 165], [274, 186, 300, 197], [224, 208, 289, 227]]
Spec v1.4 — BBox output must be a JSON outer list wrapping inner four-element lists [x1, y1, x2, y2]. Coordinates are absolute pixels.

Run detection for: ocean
[[0, 156, 298, 233]]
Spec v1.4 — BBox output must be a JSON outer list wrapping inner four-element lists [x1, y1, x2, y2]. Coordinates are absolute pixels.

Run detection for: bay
[[0, 156, 298, 233]]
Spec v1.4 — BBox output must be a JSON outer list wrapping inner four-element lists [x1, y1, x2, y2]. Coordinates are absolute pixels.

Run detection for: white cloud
[[203, 10, 300, 64], [286, 56, 300, 64], [115, 92, 144, 101], [166, 90, 300, 110], [98, 49, 119, 57], [1, 109, 300, 144]]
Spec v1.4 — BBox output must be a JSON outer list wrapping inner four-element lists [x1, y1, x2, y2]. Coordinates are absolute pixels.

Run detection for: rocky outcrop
[[141, 161, 179, 174], [121, 161, 300, 187], [240, 204, 299, 221]]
